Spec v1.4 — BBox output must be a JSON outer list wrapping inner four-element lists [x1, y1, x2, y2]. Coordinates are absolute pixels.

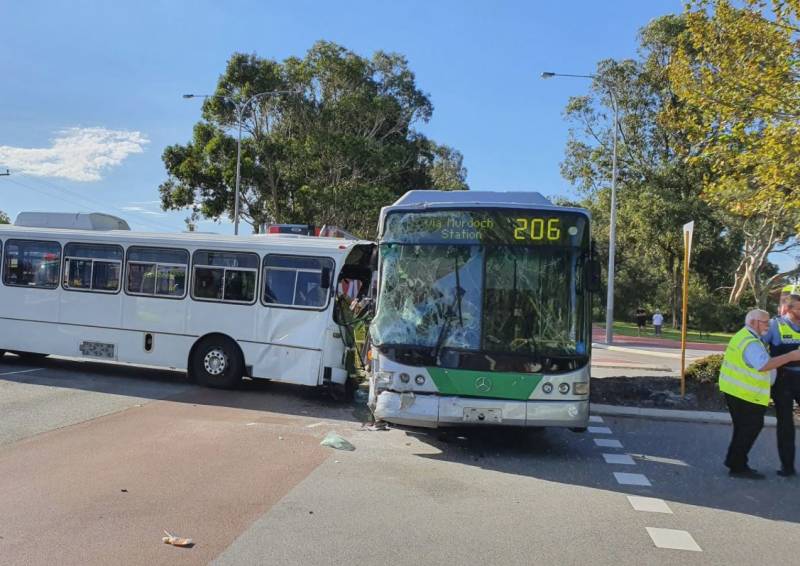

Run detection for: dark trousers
[[772, 373, 800, 472], [724, 393, 766, 471]]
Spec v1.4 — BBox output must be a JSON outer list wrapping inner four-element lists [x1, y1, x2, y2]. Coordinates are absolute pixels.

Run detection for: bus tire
[[570, 427, 587, 433], [190, 336, 243, 389]]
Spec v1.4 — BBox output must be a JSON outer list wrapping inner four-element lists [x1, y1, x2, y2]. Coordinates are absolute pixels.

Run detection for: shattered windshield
[[483, 246, 585, 356], [370, 244, 482, 351], [371, 209, 589, 364]]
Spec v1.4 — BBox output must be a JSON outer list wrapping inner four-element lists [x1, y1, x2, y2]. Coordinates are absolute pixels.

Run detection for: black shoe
[[729, 467, 766, 479], [777, 468, 797, 477]]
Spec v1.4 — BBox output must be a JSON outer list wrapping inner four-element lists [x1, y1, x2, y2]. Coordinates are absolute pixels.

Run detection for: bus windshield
[[371, 208, 589, 369]]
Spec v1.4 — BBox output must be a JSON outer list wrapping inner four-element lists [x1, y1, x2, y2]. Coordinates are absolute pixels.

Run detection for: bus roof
[[0, 224, 372, 256], [379, 190, 590, 231]]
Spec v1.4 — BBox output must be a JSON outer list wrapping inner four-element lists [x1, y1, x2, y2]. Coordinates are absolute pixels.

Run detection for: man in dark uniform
[[763, 293, 800, 477]]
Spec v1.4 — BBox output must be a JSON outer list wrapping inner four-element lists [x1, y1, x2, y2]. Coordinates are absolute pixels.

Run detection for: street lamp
[[541, 70, 620, 344], [183, 89, 300, 235]]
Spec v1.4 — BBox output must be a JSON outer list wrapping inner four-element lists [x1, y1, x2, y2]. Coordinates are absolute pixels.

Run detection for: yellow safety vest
[[719, 327, 771, 406], [777, 320, 800, 344]]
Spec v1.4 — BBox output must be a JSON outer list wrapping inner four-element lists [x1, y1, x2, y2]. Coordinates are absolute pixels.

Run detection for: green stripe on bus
[[427, 367, 543, 400]]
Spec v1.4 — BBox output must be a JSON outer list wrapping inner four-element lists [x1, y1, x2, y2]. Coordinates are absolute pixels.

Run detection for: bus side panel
[[186, 301, 257, 343], [122, 295, 188, 335], [0, 318, 63, 355], [0, 287, 60, 325], [245, 343, 322, 386], [114, 332, 193, 369], [253, 306, 331, 385], [60, 290, 123, 329]]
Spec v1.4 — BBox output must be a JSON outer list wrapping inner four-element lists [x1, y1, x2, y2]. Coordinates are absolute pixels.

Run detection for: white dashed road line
[[613, 472, 652, 486], [646, 528, 702, 552], [587, 426, 613, 434], [0, 368, 41, 377], [590, 414, 702, 553], [626, 496, 673, 514], [602, 453, 636, 465]]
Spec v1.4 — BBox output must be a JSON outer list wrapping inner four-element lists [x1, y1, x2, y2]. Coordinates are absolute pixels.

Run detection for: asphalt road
[[0, 354, 797, 566]]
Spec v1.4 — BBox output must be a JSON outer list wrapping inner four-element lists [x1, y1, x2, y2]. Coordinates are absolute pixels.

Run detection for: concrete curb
[[592, 403, 779, 427], [592, 342, 716, 361]]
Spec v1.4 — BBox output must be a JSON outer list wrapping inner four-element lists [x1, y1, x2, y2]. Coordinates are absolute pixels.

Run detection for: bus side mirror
[[587, 260, 601, 293], [320, 267, 332, 290]]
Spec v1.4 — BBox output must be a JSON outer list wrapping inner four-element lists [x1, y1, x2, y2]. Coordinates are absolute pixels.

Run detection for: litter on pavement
[[162, 531, 194, 548], [320, 431, 356, 451]]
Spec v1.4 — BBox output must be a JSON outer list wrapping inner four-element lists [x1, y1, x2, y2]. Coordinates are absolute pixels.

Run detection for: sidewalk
[[592, 326, 723, 361]]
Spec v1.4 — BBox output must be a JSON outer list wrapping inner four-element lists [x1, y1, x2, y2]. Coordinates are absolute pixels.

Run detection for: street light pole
[[183, 89, 300, 235], [541, 71, 620, 344]]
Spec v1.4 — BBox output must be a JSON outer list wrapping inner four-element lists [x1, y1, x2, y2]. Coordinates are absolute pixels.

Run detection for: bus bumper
[[373, 391, 589, 429]]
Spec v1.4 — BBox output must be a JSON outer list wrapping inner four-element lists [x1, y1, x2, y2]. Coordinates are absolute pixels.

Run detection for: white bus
[[0, 218, 375, 392]]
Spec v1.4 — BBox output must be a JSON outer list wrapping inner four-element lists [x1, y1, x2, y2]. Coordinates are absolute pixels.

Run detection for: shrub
[[685, 354, 723, 385]]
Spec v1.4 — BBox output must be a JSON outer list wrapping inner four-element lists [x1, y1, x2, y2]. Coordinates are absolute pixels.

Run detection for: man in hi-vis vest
[[720, 309, 800, 479], [762, 293, 800, 477]]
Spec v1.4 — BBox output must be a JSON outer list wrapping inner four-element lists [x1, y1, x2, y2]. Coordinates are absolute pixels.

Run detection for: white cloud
[[0, 127, 149, 181]]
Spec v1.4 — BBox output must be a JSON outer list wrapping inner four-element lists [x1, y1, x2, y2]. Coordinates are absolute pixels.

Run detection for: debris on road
[[320, 431, 355, 451], [162, 531, 194, 548]]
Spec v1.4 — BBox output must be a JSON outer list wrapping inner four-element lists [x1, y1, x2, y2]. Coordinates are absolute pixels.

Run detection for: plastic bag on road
[[320, 431, 356, 451]]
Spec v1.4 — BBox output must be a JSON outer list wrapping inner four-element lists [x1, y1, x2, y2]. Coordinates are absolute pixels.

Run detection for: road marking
[[588, 415, 604, 423], [594, 438, 623, 448], [646, 528, 701, 551], [613, 472, 651, 486], [306, 422, 328, 428], [0, 368, 41, 377], [602, 453, 636, 465], [629, 453, 689, 467], [588, 426, 612, 434], [627, 496, 673, 514]]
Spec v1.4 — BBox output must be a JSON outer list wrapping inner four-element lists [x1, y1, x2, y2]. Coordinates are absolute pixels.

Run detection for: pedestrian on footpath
[[652, 310, 663, 337], [719, 309, 800, 479], [762, 294, 800, 477], [635, 307, 647, 336]]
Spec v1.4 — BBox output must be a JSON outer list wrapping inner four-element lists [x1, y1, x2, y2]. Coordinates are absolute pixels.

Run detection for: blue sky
[[15, 1, 788, 264]]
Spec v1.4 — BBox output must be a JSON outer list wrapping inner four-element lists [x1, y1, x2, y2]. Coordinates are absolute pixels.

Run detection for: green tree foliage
[[161, 42, 467, 236], [0, 210, 9, 224], [560, 18, 743, 324], [667, 1, 800, 305]]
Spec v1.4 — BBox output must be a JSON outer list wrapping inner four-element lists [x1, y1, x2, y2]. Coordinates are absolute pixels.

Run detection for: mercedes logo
[[474, 376, 492, 392]]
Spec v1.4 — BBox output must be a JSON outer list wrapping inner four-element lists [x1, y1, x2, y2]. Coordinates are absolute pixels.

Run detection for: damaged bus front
[[367, 191, 595, 429]]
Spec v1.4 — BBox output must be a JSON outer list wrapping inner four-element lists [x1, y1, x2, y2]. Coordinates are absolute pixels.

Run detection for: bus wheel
[[191, 337, 243, 389]]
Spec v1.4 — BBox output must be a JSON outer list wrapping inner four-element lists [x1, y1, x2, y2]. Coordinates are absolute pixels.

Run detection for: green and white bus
[[367, 191, 596, 428]]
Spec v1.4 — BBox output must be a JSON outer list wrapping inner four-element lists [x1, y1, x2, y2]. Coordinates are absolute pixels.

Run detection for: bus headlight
[[399, 373, 411, 383], [542, 382, 554, 394], [558, 383, 570, 394], [414, 374, 426, 385], [374, 372, 394, 389], [573, 382, 589, 395]]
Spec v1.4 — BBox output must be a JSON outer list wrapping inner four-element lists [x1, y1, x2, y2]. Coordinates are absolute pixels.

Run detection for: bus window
[[262, 255, 334, 309], [63, 242, 124, 293], [126, 246, 189, 298], [191, 250, 258, 304], [2, 239, 61, 289]]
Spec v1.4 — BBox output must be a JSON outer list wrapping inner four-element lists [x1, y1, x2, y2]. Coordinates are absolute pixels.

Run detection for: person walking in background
[[635, 307, 647, 336], [762, 293, 800, 477], [652, 310, 664, 337], [719, 309, 800, 479]]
